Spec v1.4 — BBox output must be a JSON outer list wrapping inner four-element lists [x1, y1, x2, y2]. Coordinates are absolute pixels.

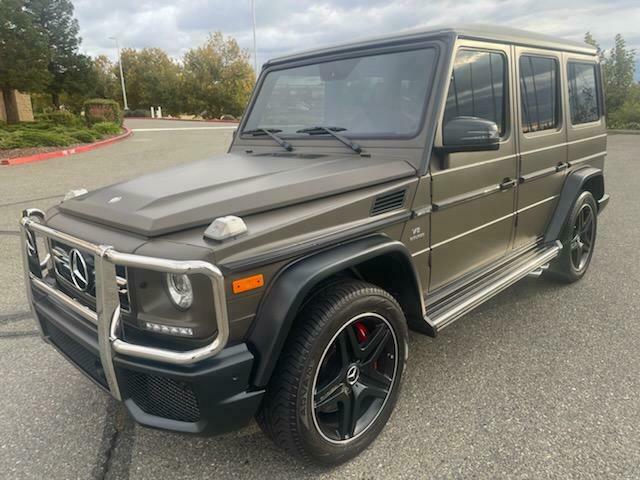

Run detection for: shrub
[[1, 121, 46, 132], [35, 110, 83, 128], [0, 130, 75, 149], [27, 122, 56, 130], [610, 121, 640, 130], [67, 129, 100, 143], [83, 99, 123, 126], [92, 122, 122, 136], [608, 100, 640, 130]]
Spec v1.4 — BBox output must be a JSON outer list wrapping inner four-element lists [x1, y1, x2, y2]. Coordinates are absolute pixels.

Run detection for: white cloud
[[73, 0, 640, 77]]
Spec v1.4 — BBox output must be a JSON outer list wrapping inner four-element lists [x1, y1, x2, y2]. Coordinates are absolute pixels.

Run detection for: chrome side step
[[527, 263, 550, 278], [425, 241, 562, 333]]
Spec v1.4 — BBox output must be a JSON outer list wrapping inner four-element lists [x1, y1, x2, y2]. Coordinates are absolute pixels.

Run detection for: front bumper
[[20, 210, 264, 435]]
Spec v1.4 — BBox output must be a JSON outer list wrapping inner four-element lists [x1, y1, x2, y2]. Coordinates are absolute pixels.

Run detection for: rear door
[[514, 47, 567, 248], [564, 54, 607, 174], [429, 40, 517, 290]]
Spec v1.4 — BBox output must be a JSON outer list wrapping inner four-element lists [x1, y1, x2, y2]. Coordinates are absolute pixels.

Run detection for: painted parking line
[[131, 126, 238, 132]]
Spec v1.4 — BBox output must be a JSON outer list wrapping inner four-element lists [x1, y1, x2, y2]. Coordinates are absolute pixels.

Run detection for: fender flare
[[544, 166, 604, 243], [247, 235, 423, 387]]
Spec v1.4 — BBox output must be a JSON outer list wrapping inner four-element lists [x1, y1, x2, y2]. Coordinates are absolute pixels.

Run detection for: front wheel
[[256, 280, 408, 464], [548, 190, 598, 283]]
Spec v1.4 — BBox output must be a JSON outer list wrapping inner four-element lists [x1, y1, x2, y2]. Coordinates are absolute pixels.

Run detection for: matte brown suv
[[20, 26, 609, 464]]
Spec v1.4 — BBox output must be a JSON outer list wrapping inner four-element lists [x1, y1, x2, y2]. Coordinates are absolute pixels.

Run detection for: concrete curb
[[607, 129, 640, 135], [1, 127, 133, 166]]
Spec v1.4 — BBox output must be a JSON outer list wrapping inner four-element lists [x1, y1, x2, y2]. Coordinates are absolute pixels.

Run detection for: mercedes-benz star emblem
[[346, 364, 360, 386], [70, 249, 90, 291]]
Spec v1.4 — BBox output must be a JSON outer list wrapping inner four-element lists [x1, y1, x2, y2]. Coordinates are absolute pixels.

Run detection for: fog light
[[165, 273, 193, 310], [145, 321, 194, 337]]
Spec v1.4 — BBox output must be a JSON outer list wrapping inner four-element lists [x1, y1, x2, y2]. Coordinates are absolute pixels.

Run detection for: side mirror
[[440, 116, 500, 153]]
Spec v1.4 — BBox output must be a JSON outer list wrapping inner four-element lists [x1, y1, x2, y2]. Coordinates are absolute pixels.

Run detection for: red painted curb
[[1, 127, 133, 166], [126, 117, 238, 124]]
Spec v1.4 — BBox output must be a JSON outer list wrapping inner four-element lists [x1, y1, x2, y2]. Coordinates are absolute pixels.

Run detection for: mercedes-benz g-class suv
[[20, 26, 609, 464]]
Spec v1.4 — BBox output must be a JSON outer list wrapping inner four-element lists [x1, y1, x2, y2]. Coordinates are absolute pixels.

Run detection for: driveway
[[0, 123, 638, 479]]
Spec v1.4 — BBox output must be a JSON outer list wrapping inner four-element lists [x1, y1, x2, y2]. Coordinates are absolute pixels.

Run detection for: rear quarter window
[[567, 62, 600, 125]]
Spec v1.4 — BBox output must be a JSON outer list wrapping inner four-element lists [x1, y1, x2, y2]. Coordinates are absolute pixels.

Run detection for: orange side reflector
[[232, 274, 264, 294]]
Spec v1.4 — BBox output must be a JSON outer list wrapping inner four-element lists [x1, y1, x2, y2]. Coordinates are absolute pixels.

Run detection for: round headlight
[[165, 273, 193, 310]]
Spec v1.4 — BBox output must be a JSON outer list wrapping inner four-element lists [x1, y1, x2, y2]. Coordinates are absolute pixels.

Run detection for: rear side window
[[443, 49, 507, 135], [568, 62, 600, 124], [519, 56, 560, 134]]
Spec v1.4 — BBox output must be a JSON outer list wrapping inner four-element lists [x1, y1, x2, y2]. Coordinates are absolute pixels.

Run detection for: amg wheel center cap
[[346, 364, 360, 385]]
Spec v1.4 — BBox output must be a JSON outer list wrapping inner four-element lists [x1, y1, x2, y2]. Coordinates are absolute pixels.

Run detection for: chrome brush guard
[[20, 209, 229, 400]]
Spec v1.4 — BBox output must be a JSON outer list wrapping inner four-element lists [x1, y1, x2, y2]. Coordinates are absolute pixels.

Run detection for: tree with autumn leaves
[[181, 33, 255, 119]]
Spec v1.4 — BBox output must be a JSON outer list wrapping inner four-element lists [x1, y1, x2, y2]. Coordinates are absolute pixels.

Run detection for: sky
[[73, 0, 640, 78]]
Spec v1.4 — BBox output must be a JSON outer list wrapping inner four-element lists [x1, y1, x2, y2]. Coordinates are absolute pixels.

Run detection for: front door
[[429, 41, 518, 290]]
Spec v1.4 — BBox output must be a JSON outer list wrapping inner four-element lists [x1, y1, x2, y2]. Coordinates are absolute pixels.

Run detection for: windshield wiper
[[242, 128, 293, 152], [296, 126, 362, 154]]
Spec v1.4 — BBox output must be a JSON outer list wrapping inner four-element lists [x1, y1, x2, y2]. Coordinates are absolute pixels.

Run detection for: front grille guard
[[20, 209, 229, 401]]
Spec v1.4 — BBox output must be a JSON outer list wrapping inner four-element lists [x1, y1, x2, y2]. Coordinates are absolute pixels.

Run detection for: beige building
[[0, 90, 35, 123]]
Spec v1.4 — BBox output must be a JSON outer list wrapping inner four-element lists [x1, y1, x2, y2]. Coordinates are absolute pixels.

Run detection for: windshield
[[243, 48, 437, 138]]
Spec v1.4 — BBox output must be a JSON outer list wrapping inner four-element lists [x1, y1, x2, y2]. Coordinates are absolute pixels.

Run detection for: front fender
[[247, 235, 423, 387]]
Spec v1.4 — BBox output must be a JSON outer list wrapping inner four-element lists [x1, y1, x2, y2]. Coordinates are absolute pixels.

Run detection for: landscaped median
[[1, 99, 131, 166]]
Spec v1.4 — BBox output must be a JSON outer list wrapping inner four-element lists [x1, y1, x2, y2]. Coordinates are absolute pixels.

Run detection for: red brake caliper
[[354, 322, 378, 369], [354, 322, 368, 343]]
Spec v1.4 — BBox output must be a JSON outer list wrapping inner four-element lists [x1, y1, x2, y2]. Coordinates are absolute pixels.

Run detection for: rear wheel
[[549, 190, 598, 283], [257, 280, 408, 464]]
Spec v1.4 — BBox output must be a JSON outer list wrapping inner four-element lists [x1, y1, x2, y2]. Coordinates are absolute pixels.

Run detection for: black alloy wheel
[[257, 280, 408, 464], [570, 202, 596, 272], [312, 312, 398, 443], [549, 190, 598, 283]]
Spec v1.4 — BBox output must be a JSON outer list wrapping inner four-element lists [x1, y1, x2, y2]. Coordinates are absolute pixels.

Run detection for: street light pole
[[110, 36, 129, 110], [250, 0, 258, 73]]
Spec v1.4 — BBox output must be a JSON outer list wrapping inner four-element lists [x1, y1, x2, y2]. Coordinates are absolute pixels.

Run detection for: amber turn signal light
[[232, 274, 264, 294]]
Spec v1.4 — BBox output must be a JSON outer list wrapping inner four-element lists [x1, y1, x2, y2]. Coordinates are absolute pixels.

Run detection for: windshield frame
[[238, 41, 442, 142]]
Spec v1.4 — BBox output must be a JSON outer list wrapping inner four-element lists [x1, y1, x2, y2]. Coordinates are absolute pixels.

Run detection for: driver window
[[443, 49, 507, 136]]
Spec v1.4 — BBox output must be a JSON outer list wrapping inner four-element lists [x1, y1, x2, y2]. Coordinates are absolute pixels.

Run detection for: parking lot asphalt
[[0, 121, 638, 479]]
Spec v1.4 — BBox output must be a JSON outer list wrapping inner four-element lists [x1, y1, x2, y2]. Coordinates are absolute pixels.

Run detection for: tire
[[256, 280, 408, 465], [548, 190, 598, 283]]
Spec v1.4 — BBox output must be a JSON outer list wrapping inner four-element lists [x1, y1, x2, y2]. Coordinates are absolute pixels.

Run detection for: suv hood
[[60, 152, 416, 237]]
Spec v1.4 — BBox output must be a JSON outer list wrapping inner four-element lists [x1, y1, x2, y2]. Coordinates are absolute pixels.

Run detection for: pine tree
[[25, 0, 90, 107], [0, 0, 50, 122]]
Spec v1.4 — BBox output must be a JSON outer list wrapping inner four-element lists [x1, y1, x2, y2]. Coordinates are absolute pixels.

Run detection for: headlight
[[165, 273, 193, 310]]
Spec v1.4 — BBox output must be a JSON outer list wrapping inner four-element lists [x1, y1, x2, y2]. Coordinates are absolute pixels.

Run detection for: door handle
[[555, 162, 569, 172], [499, 178, 517, 190]]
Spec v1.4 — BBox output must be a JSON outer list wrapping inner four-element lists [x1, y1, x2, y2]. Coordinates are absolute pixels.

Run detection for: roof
[[266, 24, 597, 66]]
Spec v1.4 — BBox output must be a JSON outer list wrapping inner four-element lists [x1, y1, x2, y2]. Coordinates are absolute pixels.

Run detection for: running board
[[527, 263, 550, 278], [425, 241, 562, 333]]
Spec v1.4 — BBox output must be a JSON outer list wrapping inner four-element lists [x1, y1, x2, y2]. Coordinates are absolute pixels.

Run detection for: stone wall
[[0, 90, 34, 122], [14, 91, 34, 121]]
